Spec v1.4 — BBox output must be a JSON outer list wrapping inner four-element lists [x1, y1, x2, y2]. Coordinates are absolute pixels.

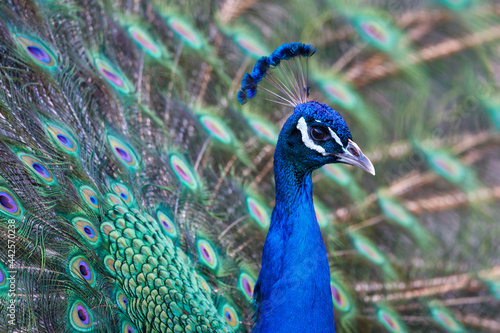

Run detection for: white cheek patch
[[296, 117, 326, 154], [328, 128, 343, 147]]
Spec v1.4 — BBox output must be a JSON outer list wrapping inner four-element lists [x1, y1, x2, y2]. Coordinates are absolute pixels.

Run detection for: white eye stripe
[[297, 117, 325, 154], [328, 128, 343, 147]]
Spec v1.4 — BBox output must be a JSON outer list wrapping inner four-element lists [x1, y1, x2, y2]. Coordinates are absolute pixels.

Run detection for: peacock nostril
[[348, 147, 360, 156]]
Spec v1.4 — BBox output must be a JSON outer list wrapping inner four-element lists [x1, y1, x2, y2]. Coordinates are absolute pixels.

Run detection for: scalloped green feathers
[[98, 199, 230, 331]]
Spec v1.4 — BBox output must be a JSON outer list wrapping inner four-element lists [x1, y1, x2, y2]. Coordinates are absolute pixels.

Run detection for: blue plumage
[[253, 112, 336, 333], [242, 45, 375, 332]]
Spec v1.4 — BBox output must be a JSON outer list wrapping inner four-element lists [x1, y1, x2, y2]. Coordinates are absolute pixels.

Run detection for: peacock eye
[[309, 126, 330, 141]]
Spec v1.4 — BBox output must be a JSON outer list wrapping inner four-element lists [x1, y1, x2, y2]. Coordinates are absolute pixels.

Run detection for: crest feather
[[237, 42, 316, 107]]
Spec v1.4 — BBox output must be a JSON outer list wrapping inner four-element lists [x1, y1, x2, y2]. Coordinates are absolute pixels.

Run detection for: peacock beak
[[334, 139, 375, 175]]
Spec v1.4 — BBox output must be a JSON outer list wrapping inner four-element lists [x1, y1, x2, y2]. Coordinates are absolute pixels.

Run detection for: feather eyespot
[[314, 201, 329, 228], [321, 164, 350, 186], [166, 16, 203, 49], [199, 115, 233, 144], [330, 281, 351, 312], [80, 186, 100, 210], [116, 291, 128, 311], [170, 154, 198, 190], [69, 256, 95, 286], [377, 309, 402, 333], [108, 136, 138, 169], [0, 263, 7, 289], [232, 32, 269, 59], [378, 196, 415, 227], [156, 211, 177, 238], [127, 26, 162, 59], [431, 308, 462, 332], [69, 301, 93, 331], [103, 255, 116, 276], [46, 124, 79, 154], [361, 22, 387, 43], [197, 240, 218, 269], [122, 321, 137, 333], [106, 193, 123, 206], [427, 152, 465, 183], [353, 237, 385, 265], [18, 153, 55, 184], [112, 184, 133, 205], [429, 303, 464, 332], [113, 184, 134, 204], [354, 17, 398, 52], [247, 117, 278, 144], [0, 188, 23, 218], [15, 35, 56, 69], [238, 273, 255, 301], [220, 304, 239, 328], [246, 196, 270, 228], [72, 218, 100, 246], [94, 58, 131, 94], [317, 79, 358, 110]]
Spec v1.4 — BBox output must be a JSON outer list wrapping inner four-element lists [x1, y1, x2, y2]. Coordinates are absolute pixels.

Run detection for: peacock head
[[279, 100, 375, 174], [238, 42, 374, 175]]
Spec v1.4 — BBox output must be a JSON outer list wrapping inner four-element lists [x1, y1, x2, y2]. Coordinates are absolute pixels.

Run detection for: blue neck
[[253, 145, 335, 333]]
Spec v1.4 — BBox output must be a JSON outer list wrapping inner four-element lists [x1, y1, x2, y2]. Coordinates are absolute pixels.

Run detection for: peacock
[[237, 42, 375, 333], [0, 0, 499, 332]]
